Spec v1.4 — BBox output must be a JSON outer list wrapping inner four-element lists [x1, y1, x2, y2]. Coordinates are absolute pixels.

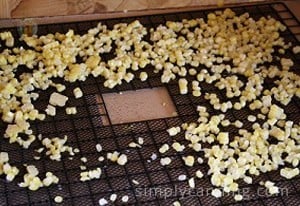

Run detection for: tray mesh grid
[[0, 2, 300, 206]]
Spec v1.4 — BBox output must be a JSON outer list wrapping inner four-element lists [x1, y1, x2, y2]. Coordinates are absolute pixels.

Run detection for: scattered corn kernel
[[139, 72, 148, 81], [183, 156, 195, 167], [65, 107, 77, 115], [73, 87, 83, 99], [167, 127, 181, 136], [54, 196, 63, 203], [80, 167, 101, 182], [234, 194, 243, 201], [160, 157, 172, 166], [196, 170, 204, 178], [188, 177, 195, 188], [178, 174, 187, 181], [178, 78, 188, 94], [173, 201, 181, 206], [49, 92, 68, 107], [280, 167, 299, 179], [217, 132, 229, 145], [117, 154, 128, 165], [99, 198, 108, 206], [211, 188, 222, 198], [172, 142, 185, 152], [110, 194, 117, 202], [121, 195, 129, 203], [159, 143, 170, 153], [292, 45, 300, 54], [45, 105, 56, 116], [96, 144, 102, 152]]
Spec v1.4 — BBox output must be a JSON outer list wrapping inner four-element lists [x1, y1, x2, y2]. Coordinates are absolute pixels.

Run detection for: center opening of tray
[[101, 87, 177, 125]]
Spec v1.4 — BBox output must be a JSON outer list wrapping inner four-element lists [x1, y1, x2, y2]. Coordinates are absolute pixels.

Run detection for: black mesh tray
[[0, 2, 300, 206]]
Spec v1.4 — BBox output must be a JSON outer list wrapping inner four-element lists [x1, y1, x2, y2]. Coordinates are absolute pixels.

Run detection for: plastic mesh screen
[[0, 2, 300, 206]]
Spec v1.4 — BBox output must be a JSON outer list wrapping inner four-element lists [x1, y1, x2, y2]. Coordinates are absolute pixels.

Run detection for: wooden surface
[[0, 0, 267, 19], [0, 0, 299, 32]]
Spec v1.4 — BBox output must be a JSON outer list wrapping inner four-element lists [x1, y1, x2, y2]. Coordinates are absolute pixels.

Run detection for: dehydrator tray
[[0, 2, 300, 206]]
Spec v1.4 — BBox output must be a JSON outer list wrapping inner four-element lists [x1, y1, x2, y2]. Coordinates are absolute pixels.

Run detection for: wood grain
[[0, 0, 267, 19]]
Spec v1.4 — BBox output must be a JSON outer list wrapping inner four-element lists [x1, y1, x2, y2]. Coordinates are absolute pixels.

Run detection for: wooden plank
[[0, 0, 10, 18], [11, 0, 68, 18], [0, 0, 268, 19]]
